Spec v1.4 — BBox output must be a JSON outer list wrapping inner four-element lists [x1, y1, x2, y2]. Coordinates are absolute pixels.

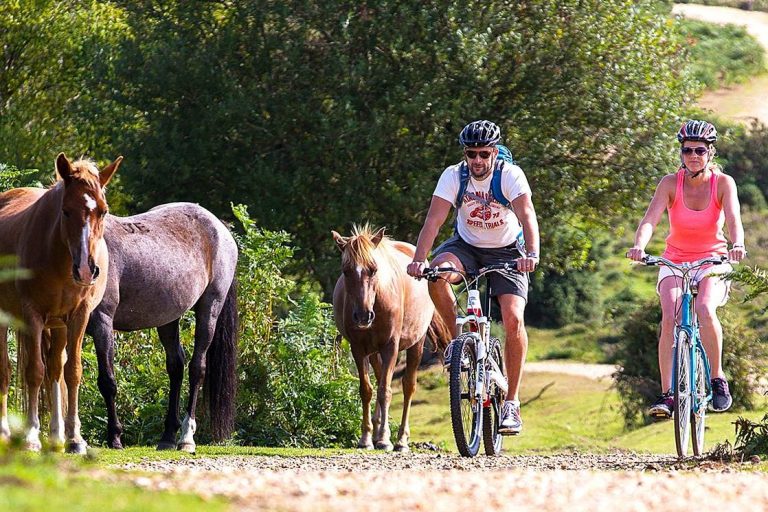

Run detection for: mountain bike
[[641, 254, 728, 457], [423, 263, 513, 457]]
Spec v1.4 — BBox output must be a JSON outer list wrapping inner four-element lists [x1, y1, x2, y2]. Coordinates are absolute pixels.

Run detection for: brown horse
[[332, 225, 450, 451], [0, 153, 120, 453]]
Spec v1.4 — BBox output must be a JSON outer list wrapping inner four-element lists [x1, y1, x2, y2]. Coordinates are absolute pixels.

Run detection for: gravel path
[[111, 452, 768, 511], [526, 361, 617, 380]]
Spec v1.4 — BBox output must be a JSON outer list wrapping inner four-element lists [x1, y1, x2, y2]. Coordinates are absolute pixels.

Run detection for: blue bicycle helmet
[[459, 120, 501, 147], [677, 120, 717, 144]]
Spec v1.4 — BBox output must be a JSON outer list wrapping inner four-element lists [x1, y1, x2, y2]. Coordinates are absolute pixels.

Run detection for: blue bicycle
[[642, 254, 727, 457]]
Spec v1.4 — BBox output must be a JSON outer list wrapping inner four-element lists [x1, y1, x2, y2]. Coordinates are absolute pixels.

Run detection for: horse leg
[[63, 309, 90, 454], [369, 353, 383, 436], [350, 345, 374, 449], [88, 311, 123, 449], [45, 328, 68, 450], [374, 340, 398, 451], [179, 299, 220, 453], [19, 316, 44, 451], [0, 326, 9, 441], [395, 339, 424, 452], [157, 320, 183, 451]]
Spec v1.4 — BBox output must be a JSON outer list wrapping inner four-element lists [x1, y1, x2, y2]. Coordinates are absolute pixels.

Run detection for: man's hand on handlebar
[[407, 261, 427, 279]]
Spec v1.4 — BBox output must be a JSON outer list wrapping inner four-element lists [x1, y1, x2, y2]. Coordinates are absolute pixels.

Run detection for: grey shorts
[[433, 235, 529, 301]]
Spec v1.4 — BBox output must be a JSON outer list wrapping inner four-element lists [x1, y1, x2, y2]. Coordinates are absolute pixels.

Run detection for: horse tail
[[204, 276, 239, 441], [427, 311, 452, 353]]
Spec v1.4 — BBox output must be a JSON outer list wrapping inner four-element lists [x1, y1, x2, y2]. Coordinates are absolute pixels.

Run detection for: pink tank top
[[663, 168, 727, 263]]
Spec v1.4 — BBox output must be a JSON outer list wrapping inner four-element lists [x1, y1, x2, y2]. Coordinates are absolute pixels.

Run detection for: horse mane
[[342, 224, 400, 282]]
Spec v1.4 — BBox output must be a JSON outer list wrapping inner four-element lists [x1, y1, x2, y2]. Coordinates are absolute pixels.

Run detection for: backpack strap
[[455, 162, 470, 208], [490, 163, 511, 208]]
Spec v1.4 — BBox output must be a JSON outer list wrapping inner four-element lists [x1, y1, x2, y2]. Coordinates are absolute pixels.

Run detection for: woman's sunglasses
[[681, 147, 709, 156], [465, 150, 493, 160]]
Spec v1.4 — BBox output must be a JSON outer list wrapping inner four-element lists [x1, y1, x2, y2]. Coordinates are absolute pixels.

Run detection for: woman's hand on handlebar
[[626, 246, 646, 262]]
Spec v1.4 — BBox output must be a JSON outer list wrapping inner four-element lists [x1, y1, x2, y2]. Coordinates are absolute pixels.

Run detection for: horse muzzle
[[72, 261, 100, 286], [351, 310, 375, 329]]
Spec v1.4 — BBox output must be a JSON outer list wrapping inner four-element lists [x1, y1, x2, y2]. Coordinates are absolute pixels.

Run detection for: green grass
[[392, 367, 768, 455], [0, 454, 228, 511]]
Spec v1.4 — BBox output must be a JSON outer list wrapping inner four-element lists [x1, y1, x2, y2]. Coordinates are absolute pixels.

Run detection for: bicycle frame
[[424, 266, 511, 400], [643, 255, 726, 456], [671, 266, 713, 416]]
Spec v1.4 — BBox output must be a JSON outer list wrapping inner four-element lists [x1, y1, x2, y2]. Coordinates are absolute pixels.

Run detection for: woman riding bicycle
[[627, 120, 746, 418]]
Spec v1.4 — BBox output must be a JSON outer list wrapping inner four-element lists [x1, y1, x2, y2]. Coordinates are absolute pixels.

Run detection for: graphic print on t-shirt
[[432, 162, 532, 248]]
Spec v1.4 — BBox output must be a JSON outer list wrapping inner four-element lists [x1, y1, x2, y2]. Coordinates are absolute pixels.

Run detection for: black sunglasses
[[465, 150, 493, 160], [681, 147, 708, 156]]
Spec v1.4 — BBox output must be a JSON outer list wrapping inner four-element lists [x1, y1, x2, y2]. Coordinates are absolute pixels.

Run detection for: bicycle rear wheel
[[674, 330, 693, 457], [449, 334, 482, 457], [482, 337, 505, 456], [691, 343, 708, 456]]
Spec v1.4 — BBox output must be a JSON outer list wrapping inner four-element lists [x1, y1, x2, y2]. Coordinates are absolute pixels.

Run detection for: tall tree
[[99, 0, 693, 291]]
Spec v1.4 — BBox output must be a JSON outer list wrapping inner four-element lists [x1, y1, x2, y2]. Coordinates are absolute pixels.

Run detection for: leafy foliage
[[233, 205, 360, 447], [678, 20, 765, 89], [81, 0, 694, 292]]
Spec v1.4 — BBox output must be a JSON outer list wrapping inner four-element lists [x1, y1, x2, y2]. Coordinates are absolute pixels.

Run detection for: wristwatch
[[526, 251, 539, 259]]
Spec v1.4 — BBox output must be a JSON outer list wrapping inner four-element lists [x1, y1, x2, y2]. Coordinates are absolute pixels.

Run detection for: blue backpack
[[455, 144, 515, 208]]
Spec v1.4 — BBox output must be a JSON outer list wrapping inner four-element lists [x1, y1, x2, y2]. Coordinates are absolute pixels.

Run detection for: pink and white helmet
[[677, 120, 717, 144]]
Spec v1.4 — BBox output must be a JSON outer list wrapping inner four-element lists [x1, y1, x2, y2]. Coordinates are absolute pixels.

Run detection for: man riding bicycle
[[627, 120, 746, 418], [406, 120, 540, 435]]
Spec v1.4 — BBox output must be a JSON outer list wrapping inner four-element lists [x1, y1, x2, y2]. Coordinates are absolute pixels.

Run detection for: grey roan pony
[[85, 202, 238, 452]]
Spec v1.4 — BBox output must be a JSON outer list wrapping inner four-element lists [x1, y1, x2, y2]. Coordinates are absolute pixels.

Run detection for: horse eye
[[62, 209, 70, 218]]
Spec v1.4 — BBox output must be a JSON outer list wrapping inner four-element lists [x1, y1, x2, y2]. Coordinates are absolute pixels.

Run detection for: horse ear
[[56, 153, 73, 182], [99, 156, 123, 187], [371, 227, 386, 247], [332, 230, 347, 252]]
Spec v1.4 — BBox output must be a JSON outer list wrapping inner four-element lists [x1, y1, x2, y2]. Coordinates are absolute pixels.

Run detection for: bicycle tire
[[691, 343, 708, 456], [449, 334, 482, 457], [482, 337, 505, 456], [674, 330, 693, 457]]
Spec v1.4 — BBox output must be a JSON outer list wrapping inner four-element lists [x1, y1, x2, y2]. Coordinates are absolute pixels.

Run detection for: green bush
[[678, 19, 765, 89], [738, 182, 768, 211], [232, 204, 360, 447], [614, 300, 767, 428]]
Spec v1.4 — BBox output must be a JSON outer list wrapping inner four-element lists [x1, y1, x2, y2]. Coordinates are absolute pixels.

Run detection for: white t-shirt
[[433, 162, 532, 248]]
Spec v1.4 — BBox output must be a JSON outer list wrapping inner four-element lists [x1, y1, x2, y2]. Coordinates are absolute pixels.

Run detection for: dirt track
[[112, 452, 768, 511]]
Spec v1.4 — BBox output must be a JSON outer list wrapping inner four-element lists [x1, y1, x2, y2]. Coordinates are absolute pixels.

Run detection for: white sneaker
[[499, 401, 522, 435]]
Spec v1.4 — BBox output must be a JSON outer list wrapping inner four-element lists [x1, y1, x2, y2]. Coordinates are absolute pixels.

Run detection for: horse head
[[332, 225, 386, 329], [55, 153, 122, 286]]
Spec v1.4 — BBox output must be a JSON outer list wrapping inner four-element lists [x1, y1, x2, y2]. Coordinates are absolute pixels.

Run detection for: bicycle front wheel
[[449, 334, 482, 457], [691, 343, 708, 456], [482, 336, 505, 456], [674, 330, 693, 457]]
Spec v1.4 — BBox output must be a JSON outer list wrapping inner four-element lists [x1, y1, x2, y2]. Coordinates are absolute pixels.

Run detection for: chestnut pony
[[332, 225, 450, 451], [0, 153, 120, 453]]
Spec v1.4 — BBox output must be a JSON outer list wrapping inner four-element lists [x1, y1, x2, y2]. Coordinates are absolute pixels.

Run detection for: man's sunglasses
[[465, 150, 493, 160], [681, 147, 709, 156]]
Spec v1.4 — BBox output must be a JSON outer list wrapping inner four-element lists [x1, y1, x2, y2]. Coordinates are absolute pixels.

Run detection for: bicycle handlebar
[[421, 262, 518, 282], [640, 254, 729, 270]]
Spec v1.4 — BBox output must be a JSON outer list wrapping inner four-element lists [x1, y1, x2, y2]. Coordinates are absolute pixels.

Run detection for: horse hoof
[[109, 441, 124, 450], [394, 443, 410, 453], [357, 441, 374, 450], [156, 441, 176, 451], [177, 442, 196, 454], [26, 441, 42, 452], [66, 441, 88, 455], [375, 442, 394, 451]]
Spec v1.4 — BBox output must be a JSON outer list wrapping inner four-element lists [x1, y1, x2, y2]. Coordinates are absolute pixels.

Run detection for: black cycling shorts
[[433, 235, 529, 301]]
